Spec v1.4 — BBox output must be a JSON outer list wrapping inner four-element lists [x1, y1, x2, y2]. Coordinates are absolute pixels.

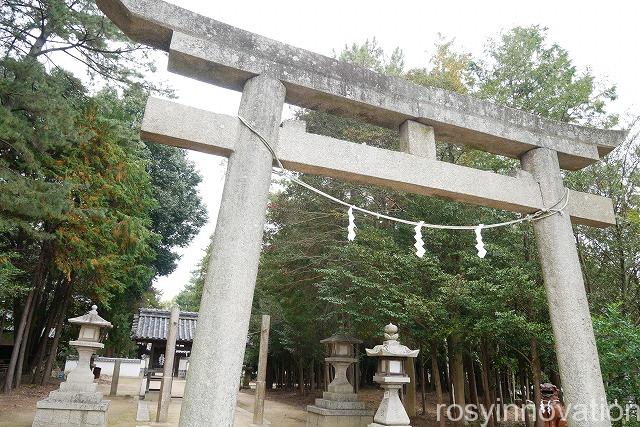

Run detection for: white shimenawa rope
[[238, 116, 570, 256]]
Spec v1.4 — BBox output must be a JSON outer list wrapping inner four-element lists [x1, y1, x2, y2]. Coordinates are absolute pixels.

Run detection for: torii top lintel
[[97, 0, 626, 170]]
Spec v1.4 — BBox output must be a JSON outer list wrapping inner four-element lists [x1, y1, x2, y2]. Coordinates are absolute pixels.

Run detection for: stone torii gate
[[97, 1, 626, 426]]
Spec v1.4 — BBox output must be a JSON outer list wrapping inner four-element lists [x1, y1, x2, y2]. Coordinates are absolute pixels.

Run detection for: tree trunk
[[465, 351, 479, 410], [406, 357, 417, 417], [481, 340, 495, 427], [0, 312, 5, 340], [11, 239, 52, 390], [29, 298, 58, 383], [348, 364, 355, 394], [15, 294, 38, 388], [420, 355, 427, 416], [40, 279, 72, 385], [3, 289, 35, 393], [297, 359, 304, 395], [446, 339, 454, 405], [531, 338, 543, 427], [450, 335, 465, 425], [31, 282, 64, 384], [324, 361, 329, 392], [443, 344, 451, 394], [431, 342, 446, 427], [496, 370, 504, 420], [310, 359, 316, 391], [28, 275, 57, 365]]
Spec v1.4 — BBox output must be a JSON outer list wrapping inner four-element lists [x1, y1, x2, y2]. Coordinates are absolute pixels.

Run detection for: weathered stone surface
[[177, 75, 286, 426], [366, 326, 415, 426], [522, 148, 611, 426], [136, 400, 150, 422], [322, 392, 360, 402], [314, 399, 366, 410], [33, 306, 111, 427], [95, 0, 627, 170], [307, 411, 373, 427], [33, 403, 109, 427], [306, 333, 373, 427], [307, 406, 374, 417], [399, 120, 436, 159], [36, 399, 109, 410], [141, 97, 615, 227]]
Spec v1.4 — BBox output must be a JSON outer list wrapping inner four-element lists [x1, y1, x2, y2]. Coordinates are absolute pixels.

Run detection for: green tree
[[0, 0, 206, 391], [175, 242, 212, 312], [0, 0, 153, 85], [594, 304, 640, 425], [476, 26, 617, 127], [568, 122, 640, 321]]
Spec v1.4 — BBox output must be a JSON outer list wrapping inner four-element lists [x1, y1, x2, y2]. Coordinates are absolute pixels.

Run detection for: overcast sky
[[151, 0, 640, 301]]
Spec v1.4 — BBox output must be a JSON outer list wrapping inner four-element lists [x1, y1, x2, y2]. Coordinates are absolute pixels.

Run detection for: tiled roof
[[131, 308, 198, 343]]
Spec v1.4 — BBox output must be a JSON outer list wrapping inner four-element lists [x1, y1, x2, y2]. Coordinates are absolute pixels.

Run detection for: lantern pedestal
[[368, 377, 411, 427], [306, 335, 373, 427], [365, 324, 419, 427], [32, 306, 112, 427]]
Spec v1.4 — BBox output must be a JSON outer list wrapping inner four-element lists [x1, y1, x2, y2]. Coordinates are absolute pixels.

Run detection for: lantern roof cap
[[365, 323, 419, 358], [320, 333, 362, 344], [68, 305, 113, 328]]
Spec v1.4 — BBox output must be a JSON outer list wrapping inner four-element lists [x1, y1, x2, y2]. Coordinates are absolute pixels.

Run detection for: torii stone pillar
[[521, 148, 609, 426], [179, 75, 285, 426]]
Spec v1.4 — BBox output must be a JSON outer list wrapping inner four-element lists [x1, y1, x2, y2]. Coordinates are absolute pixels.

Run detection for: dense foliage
[[0, 0, 206, 392]]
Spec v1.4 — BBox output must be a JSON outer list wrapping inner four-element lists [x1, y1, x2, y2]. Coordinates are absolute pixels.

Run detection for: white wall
[[178, 357, 189, 378], [64, 357, 143, 378]]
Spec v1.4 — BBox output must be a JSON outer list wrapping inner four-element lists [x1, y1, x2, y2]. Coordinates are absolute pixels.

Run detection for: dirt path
[[237, 389, 308, 426], [3, 381, 527, 426]]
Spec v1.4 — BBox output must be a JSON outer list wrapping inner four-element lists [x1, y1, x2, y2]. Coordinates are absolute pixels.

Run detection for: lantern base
[[33, 371, 110, 426], [322, 391, 359, 401], [306, 405, 374, 427], [32, 399, 109, 427], [306, 391, 373, 426], [314, 398, 366, 410]]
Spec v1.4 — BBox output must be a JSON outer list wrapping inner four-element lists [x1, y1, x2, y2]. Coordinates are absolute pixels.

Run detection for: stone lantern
[[306, 333, 373, 427], [366, 323, 419, 427], [33, 305, 113, 427], [322, 334, 360, 395]]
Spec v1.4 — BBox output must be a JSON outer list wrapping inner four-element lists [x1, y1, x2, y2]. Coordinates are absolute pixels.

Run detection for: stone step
[[314, 398, 366, 410], [322, 391, 359, 402]]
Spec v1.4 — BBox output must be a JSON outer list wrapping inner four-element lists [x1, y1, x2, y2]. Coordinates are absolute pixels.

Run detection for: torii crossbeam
[[97, 1, 626, 426]]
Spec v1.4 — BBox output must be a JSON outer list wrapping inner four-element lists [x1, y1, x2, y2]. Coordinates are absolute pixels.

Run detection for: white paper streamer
[[414, 221, 425, 258], [347, 206, 356, 241], [474, 224, 487, 258], [237, 117, 571, 260]]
